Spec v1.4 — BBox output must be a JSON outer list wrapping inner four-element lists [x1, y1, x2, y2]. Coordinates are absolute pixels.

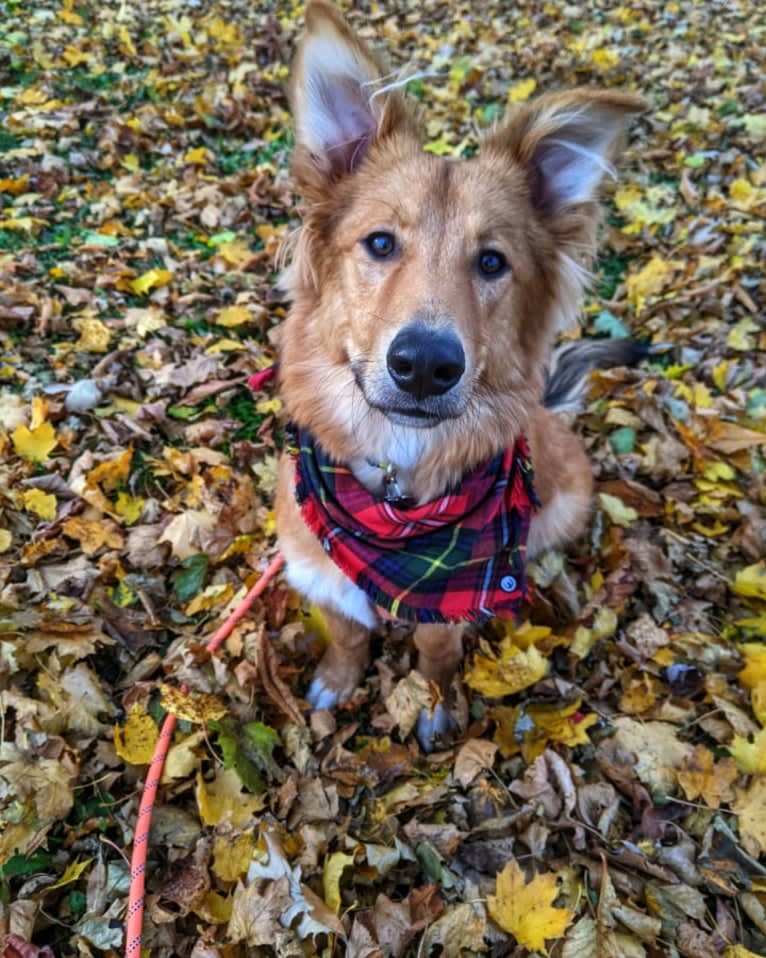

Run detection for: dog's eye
[[477, 249, 508, 278], [364, 231, 396, 259]]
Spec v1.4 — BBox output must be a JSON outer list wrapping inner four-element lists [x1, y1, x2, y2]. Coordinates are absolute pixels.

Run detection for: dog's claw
[[416, 703, 457, 752], [306, 677, 340, 711]]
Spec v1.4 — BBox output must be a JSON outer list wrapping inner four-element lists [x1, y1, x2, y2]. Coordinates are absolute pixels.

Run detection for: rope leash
[[124, 553, 285, 958]]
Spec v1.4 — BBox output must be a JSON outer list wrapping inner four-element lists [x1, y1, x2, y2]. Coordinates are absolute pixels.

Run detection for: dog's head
[[280, 1, 642, 466]]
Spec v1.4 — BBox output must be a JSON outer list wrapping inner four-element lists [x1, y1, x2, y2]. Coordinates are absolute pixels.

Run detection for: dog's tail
[[543, 339, 652, 413]]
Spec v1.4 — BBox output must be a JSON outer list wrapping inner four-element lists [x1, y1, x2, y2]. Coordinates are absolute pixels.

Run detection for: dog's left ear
[[291, 1, 414, 190], [488, 89, 645, 213]]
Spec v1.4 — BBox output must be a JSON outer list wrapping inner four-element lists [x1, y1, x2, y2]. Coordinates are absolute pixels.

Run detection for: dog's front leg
[[413, 623, 463, 751], [306, 605, 371, 711]]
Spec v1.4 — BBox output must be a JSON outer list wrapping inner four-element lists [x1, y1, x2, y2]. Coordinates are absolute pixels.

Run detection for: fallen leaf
[[488, 859, 574, 954]]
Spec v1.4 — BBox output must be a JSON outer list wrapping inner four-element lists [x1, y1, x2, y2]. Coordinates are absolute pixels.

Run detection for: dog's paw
[[416, 703, 457, 752], [306, 676, 340, 711]]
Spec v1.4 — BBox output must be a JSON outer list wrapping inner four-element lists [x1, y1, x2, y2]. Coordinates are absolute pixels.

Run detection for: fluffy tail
[[543, 339, 651, 413]]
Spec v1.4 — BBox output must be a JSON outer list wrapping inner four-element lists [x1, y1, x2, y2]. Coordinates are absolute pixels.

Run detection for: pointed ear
[[489, 89, 645, 213], [291, 1, 412, 185]]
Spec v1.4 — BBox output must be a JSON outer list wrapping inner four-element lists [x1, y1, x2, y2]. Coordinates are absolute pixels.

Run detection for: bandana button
[[500, 575, 517, 593], [322, 536, 332, 553]]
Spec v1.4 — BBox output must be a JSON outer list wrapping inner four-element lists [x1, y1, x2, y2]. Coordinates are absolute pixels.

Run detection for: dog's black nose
[[386, 325, 465, 400]]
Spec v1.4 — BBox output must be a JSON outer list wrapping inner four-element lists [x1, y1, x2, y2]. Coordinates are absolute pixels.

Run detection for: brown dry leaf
[[453, 738, 497, 787], [420, 902, 488, 957], [384, 670, 436, 738], [227, 875, 291, 947], [610, 718, 692, 794]]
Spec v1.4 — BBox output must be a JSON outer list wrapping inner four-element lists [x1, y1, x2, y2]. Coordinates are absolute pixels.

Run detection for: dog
[[274, 0, 644, 750]]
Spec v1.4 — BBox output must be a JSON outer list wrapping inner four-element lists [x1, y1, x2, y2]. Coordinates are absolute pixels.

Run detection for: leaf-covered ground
[[1, 0, 765, 955]]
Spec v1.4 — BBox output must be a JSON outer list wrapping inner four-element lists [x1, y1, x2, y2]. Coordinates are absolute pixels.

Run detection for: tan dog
[[274, 1, 643, 748]]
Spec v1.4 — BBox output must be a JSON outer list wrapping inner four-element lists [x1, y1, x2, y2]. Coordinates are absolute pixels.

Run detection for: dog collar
[[291, 427, 538, 623], [364, 458, 412, 506]]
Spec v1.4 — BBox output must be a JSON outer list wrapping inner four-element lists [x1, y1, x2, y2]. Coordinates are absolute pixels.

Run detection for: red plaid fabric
[[292, 428, 538, 623]]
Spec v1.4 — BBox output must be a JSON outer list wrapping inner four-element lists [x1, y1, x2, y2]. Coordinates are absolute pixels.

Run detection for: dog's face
[[280, 1, 642, 465]]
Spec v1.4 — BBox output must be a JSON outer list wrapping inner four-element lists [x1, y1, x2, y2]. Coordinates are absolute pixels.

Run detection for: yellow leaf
[[47, 857, 93, 890], [113, 704, 159, 765], [206, 338, 243, 353], [750, 684, 766, 728], [62, 517, 123, 555], [731, 727, 766, 775], [11, 421, 57, 463], [423, 137, 456, 156], [493, 700, 598, 762], [255, 397, 283, 415], [162, 730, 205, 782], [488, 860, 573, 954], [216, 305, 252, 327], [703, 460, 736, 481], [570, 607, 618, 659], [59, 1, 83, 24], [726, 947, 765, 958], [625, 255, 680, 312], [465, 636, 548, 698], [727, 318, 759, 352], [194, 890, 233, 924], [599, 492, 638, 527], [0, 530, 11, 553], [122, 153, 140, 172], [0, 174, 30, 195], [23, 488, 57, 520], [185, 582, 234, 616], [729, 177, 756, 210], [591, 47, 619, 70], [732, 563, 766, 601], [212, 831, 254, 882], [160, 684, 228, 724], [676, 745, 737, 807], [739, 644, 766, 690], [733, 778, 766, 857], [87, 448, 132, 491], [217, 238, 252, 267], [323, 851, 355, 913], [712, 360, 729, 391], [184, 146, 209, 165], [114, 491, 145, 525], [73, 318, 111, 353], [255, 222, 287, 256], [508, 78, 537, 103], [196, 768, 265, 827], [132, 268, 173, 295], [61, 45, 90, 67]]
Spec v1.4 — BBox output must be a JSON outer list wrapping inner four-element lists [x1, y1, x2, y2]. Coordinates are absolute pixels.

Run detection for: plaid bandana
[[291, 427, 538, 624]]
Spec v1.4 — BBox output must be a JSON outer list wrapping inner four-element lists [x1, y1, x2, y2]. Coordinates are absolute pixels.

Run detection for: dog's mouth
[[352, 365, 464, 429], [378, 406, 444, 427]]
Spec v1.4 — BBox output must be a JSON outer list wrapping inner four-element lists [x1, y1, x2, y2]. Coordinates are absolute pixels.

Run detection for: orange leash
[[124, 553, 285, 958]]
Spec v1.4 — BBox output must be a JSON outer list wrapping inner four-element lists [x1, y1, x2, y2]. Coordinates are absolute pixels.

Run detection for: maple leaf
[[465, 635, 548, 698], [488, 859, 573, 954], [11, 421, 57, 463], [113, 703, 159, 764], [732, 562, 766, 601], [132, 268, 174, 295], [22, 488, 57, 520], [676, 745, 737, 807]]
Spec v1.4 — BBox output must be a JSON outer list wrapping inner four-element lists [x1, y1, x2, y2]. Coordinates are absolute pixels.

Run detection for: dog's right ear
[[291, 1, 412, 192]]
